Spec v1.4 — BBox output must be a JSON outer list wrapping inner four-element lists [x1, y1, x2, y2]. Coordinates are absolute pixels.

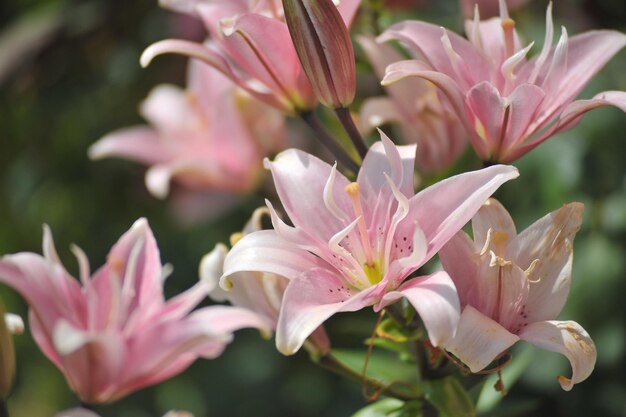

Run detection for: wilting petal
[[265, 149, 352, 241], [276, 268, 380, 355], [519, 320, 596, 391], [471, 198, 517, 249], [506, 202, 583, 322], [400, 164, 519, 260], [377, 271, 460, 347], [444, 305, 519, 372], [221, 230, 327, 285]]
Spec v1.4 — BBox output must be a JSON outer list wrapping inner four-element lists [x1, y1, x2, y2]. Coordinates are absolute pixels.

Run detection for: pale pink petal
[[0, 254, 84, 331], [265, 149, 353, 241], [276, 268, 381, 355], [509, 91, 626, 161], [337, 0, 361, 26], [536, 30, 626, 114], [53, 320, 126, 403], [358, 36, 428, 110], [358, 132, 417, 199], [88, 127, 170, 165], [439, 231, 480, 308], [203, 10, 310, 109], [144, 161, 214, 199], [221, 230, 328, 285], [97, 218, 164, 310], [141, 39, 233, 78], [382, 60, 475, 143], [139, 84, 194, 134], [519, 320, 596, 391], [471, 198, 516, 249], [378, 21, 489, 84], [464, 81, 506, 159], [119, 305, 270, 400], [377, 271, 460, 347], [443, 305, 519, 372], [400, 164, 519, 260], [359, 97, 402, 133], [500, 83, 545, 152]]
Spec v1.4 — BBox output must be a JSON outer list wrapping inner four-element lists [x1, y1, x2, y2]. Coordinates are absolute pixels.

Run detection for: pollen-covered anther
[[489, 252, 512, 268], [230, 232, 244, 246], [524, 259, 542, 283]]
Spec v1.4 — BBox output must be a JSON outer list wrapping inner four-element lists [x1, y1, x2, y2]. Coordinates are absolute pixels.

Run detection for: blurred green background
[[0, 0, 625, 416]]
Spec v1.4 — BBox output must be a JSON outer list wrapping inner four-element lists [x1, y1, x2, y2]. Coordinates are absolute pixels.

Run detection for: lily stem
[[0, 400, 9, 417], [335, 107, 368, 160], [300, 111, 360, 173], [317, 353, 420, 402]]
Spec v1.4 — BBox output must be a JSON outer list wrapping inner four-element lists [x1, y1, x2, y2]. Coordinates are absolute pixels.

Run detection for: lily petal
[[519, 320, 596, 391], [265, 148, 352, 241], [221, 230, 328, 287], [443, 305, 519, 372], [377, 271, 460, 347], [400, 164, 519, 261], [276, 268, 380, 355]]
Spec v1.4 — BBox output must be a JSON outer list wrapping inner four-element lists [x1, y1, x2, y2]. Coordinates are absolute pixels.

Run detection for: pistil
[[345, 183, 374, 266]]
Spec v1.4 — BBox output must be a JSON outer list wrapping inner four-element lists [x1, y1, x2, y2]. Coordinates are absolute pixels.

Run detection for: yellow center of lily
[[363, 259, 384, 285]]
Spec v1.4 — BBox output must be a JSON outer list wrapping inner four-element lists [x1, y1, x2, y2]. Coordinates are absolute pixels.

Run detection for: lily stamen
[[345, 182, 375, 266], [501, 18, 516, 58]]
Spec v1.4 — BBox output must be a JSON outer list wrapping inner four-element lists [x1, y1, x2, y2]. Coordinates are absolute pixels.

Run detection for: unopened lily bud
[[283, 0, 356, 109], [0, 301, 20, 399]]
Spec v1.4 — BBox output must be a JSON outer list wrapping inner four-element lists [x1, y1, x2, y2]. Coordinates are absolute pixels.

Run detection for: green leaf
[[332, 348, 419, 386], [424, 377, 475, 417], [351, 398, 404, 417]]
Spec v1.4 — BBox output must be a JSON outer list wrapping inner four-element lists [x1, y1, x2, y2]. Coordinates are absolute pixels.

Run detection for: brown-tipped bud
[[283, 0, 356, 109], [0, 300, 20, 400]]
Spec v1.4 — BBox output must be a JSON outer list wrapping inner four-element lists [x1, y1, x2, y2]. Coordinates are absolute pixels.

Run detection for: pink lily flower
[[439, 199, 596, 390], [0, 219, 270, 404], [380, 1, 626, 163], [141, 0, 361, 114], [200, 207, 330, 355], [358, 36, 467, 174], [222, 131, 519, 355], [89, 59, 284, 200]]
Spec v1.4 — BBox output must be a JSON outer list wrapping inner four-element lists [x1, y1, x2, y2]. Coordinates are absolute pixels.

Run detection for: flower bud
[[283, 0, 356, 108]]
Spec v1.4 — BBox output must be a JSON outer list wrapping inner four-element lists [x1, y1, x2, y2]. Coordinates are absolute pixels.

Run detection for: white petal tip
[[140, 47, 155, 68]]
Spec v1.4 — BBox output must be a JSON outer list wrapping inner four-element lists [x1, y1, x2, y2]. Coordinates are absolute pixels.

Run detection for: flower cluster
[[1, 0, 624, 415]]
